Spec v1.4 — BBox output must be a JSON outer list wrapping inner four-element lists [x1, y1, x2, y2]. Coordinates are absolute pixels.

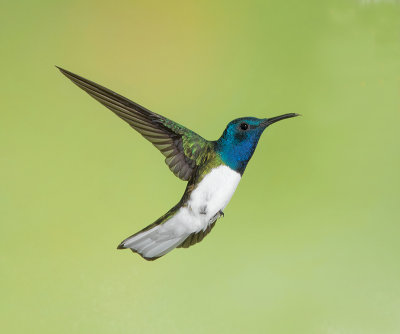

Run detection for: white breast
[[122, 165, 242, 259], [188, 165, 241, 221], [159, 165, 241, 235]]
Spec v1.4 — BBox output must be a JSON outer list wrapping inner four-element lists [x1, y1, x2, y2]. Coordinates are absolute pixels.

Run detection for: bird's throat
[[216, 137, 260, 174]]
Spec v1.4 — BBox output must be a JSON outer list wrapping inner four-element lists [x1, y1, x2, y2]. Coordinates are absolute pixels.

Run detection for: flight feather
[[57, 67, 211, 181]]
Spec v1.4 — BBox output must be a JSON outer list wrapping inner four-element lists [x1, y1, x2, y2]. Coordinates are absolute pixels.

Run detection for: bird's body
[[58, 67, 298, 260], [123, 163, 240, 259]]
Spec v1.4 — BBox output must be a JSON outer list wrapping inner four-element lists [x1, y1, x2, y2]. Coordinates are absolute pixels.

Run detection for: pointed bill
[[262, 113, 300, 126]]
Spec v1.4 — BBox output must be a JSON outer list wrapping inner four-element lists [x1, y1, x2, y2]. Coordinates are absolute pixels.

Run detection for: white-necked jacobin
[[58, 67, 299, 261]]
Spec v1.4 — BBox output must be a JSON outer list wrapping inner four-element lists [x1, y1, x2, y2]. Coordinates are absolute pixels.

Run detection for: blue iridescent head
[[216, 113, 299, 174]]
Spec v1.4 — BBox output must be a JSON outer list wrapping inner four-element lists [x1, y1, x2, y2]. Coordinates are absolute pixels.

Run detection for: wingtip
[[56, 66, 76, 78], [55, 66, 68, 75]]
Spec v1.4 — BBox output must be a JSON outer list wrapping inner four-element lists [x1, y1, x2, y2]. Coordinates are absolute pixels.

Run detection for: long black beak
[[262, 113, 300, 126]]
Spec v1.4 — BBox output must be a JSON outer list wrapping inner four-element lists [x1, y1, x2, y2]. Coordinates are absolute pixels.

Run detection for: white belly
[[122, 165, 241, 258], [159, 165, 241, 235]]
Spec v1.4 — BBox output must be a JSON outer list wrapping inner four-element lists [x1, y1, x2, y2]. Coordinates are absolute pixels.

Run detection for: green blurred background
[[1, 0, 400, 333]]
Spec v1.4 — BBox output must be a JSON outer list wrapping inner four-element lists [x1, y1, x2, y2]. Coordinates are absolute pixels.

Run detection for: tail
[[117, 205, 188, 260], [117, 222, 187, 261], [117, 206, 221, 261]]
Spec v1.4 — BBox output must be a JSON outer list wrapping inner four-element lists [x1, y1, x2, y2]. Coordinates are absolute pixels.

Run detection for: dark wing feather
[[57, 67, 210, 181], [178, 220, 217, 248]]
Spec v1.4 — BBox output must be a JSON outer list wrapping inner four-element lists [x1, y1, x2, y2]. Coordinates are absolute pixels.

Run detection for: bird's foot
[[210, 210, 224, 222]]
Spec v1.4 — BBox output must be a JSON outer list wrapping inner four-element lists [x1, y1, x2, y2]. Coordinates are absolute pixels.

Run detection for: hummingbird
[[57, 67, 299, 261]]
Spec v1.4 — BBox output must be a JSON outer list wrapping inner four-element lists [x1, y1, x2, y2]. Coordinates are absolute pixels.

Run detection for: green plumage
[[57, 66, 298, 260], [57, 67, 213, 181], [58, 67, 223, 259]]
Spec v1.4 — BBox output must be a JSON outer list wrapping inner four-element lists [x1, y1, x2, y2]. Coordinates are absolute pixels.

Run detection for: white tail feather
[[120, 225, 187, 259]]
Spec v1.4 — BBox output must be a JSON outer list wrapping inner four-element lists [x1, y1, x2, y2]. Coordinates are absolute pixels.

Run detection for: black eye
[[240, 123, 249, 131]]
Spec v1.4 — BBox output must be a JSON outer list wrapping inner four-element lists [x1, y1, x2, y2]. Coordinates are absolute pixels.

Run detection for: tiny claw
[[219, 210, 224, 218]]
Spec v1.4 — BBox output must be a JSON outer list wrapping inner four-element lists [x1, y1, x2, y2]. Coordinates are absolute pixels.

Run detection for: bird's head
[[216, 113, 299, 173]]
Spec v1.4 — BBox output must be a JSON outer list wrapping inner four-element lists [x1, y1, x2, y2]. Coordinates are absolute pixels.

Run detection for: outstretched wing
[[58, 67, 211, 181]]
